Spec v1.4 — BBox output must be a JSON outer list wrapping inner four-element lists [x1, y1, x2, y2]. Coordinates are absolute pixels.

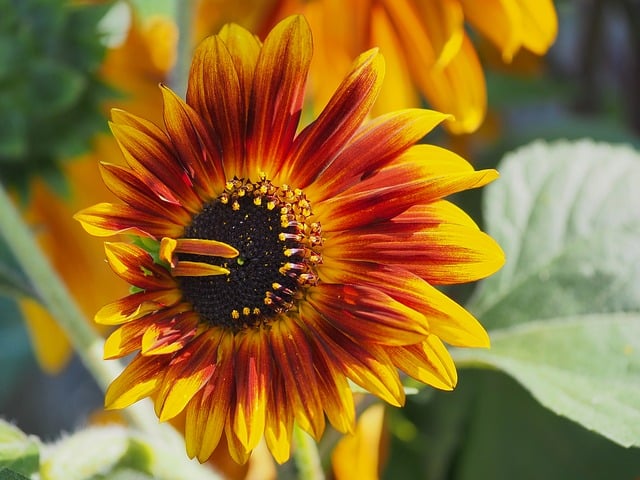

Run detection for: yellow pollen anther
[[254, 197, 262, 206], [253, 307, 261, 315], [272, 282, 282, 290], [232, 201, 240, 210], [225, 181, 234, 190], [231, 310, 240, 319], [242, 307, 251, 316]]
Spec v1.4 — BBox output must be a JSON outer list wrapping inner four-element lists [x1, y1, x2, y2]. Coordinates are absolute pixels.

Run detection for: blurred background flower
[[195, 0, 557, 134]]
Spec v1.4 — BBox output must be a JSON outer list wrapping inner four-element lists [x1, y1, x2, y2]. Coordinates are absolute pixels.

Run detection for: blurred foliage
[[0, 0, 113, 201]]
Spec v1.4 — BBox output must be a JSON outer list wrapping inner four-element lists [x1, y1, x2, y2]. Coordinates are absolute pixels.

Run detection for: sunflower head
[[76, 15, 504, 465]]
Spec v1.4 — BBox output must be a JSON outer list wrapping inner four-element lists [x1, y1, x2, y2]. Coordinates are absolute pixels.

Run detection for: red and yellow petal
[[307, 283, 429, 346], [105, 354, 168, 409], [302, 322, 356, 434], [319, 261, 490, 348], [187, 34, 246, 177], [104, 242, 175, 290], [160, 85, 226, 199], [75, 202, 184, 238], [94, 289, 182, 325], [247, 15, 312, 178], [310, 109, 450, 202], [154, 331, 222, 421], [99, 162, 192, 226], [264, 366, 294, 464], [317, 146, 498, 231], [110, 111, 201, 212], [141, 311, 200, 356], [270, 318, 325, 440], [185, 331, 235, 462], [323, 222, 504, 285], [232, 329, 269, 452], [282, 48, 384, 188], [301, 302, 405, 407]]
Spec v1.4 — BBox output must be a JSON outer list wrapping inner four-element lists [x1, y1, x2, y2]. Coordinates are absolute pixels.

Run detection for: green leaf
[[471, 139, 640, 326], [455, 314, 640, 448], [384, 370, 640, 480], [0, 420, 40, 477], [462, 139, 640, 448], [0, 467, 32, 480]]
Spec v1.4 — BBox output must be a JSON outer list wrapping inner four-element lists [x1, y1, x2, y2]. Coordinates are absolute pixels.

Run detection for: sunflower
[[75, 15, 504, 464], [248, 0, 557, 134]]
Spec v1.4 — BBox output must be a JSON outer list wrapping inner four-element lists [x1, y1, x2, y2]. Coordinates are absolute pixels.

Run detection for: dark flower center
[[177, 177, 321, 331]]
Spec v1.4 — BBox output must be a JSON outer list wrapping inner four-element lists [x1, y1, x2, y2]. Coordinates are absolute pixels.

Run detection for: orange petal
[[416, 35, 487, 134], [283, 48, 385, 188], [246, 15, 312, 179], [307, 284, 429, 346], [517, 0, 558, 55], [461, 0, 522, 61]]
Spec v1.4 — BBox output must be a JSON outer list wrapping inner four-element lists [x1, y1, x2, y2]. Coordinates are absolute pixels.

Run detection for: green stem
[[292, 424, 325, 480], [0, 182, 158, 432]]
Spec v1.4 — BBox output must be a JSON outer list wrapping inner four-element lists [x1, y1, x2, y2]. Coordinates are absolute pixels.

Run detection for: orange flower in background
[[216, 0, 557, 134], [76, 15, 504, 464], [18, 8, 177, 373]]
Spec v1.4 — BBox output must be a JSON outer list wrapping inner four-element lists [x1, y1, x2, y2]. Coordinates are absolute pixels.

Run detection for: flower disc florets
[[178, 176, 322, 331]]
